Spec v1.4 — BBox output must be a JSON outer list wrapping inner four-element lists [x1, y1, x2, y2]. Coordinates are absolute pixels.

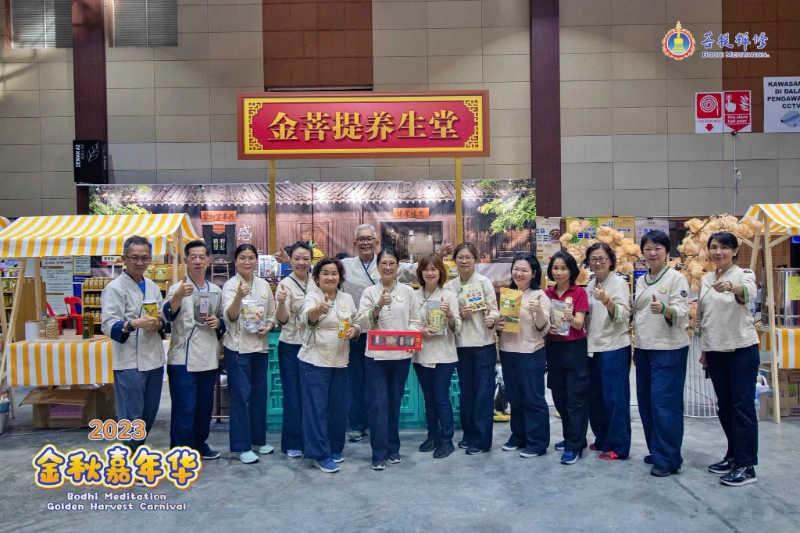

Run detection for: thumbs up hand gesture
[[649, 294, 663, 315], [593, 283, 608, 304], [528, 294, 542, 314], [236, 280, 250, 300], [276, 284, 288, 305], [378, 288, 393, 308], [712, 269, 731, 293], [178, 275, 194, 298], [439, 297, 452, 318]]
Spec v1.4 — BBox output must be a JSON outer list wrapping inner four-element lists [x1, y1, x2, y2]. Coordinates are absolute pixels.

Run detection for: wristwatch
[[374, 304, 382, 312]]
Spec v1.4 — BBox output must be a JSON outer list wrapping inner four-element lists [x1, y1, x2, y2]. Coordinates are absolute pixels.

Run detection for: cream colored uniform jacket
[[276, 274, 318, 345], [633, 267, 690, 350], [222, 274, 276, 354], [586, 273, 632, 353], [498, 289, 551, 354], [101, 273, 165, 372], [298, 290, 359, 368], [444, 272, 500, 348], [358, 283, 422, 361], [164, 280, 223, 372], [341, 254, 418, 309], [412, 287, 461, 367], [698, 265, 759, 352]]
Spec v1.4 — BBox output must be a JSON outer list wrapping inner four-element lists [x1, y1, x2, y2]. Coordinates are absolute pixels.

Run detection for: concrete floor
[[0, 384, 798, 533]]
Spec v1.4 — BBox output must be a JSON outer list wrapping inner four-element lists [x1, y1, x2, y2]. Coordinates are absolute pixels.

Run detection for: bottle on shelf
[[39, 312, 48, 338]]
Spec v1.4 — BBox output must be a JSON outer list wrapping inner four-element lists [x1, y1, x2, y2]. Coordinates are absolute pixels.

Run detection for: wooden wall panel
[[530, 0, 561, 216]]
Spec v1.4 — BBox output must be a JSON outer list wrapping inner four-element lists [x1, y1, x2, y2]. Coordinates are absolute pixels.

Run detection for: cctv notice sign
[[764, 77, 800, 132]]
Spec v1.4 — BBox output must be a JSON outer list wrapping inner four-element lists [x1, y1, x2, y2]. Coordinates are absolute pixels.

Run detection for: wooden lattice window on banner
[[300, 223, 329, 257]]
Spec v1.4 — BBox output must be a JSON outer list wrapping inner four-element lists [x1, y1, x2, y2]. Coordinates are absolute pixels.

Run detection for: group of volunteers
[[101, 225, 760, 486]]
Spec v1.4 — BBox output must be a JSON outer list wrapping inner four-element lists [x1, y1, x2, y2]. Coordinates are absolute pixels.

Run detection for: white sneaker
[[238, 450, 259, 464], [253, 444, 274, 455]]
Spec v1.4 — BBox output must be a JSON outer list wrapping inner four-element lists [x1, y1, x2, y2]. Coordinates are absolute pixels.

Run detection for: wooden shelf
[[82, 289, 105, 292], [84, 305, 102, 309]]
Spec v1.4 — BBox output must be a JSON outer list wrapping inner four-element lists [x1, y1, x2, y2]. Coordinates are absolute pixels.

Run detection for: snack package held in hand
[[444, 260, 459, 281], [499, 288, 522, 333], [242, 298, 265, 333], [550, 299, 571, 336], [142, 300, 159, 319], [463, 283, 487, 311], [426, 300, 446, 335], [194, 293, 220, 326], [338, 318, 350, 339]]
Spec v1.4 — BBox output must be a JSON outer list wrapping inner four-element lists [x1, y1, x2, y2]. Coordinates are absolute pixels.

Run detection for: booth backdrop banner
[[238, 92, 489, 159], [566, 217, 598, 246], [89, 181, 532, 271], [599, 216, 635, 238], [635, 218, 670, 269]]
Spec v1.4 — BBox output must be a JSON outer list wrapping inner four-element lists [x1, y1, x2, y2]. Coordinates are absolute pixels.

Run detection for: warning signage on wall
[[695, 92, 723, 133]]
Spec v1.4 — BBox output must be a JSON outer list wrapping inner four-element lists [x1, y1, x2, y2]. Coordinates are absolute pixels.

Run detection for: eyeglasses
[[379, 262, 397, 268], [356, 237, 375, 243], [455, 255, 474, 262], [589, 257, 608, 265], [125, 255, 152, 264], [237, 257, 257, 264]]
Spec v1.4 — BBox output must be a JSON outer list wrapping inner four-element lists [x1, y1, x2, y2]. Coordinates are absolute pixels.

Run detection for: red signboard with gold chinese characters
[[238, 92, 489, 159]]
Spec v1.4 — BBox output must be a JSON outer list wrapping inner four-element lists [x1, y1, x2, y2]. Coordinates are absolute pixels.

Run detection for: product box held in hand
[[368, 330, 422, 351]]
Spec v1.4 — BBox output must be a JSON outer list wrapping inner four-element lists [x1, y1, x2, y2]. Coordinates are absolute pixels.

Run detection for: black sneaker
[[348, 430, 366, 443], [371, 461, 386, 470], [502, 436, 520, 451], [458, 439, 470, 449], [643, 455, 654, 465], [650, 465, 678, 477], [708, 457, 735, 474], [466, 446, 488, 455], [201, 448, 221, 460], [519, 446, 545, 458], [433, 441, 455, 459], [387, 454, 401, 464], [720, 466, 757, 486], [419, 437, 437, 453], [554, 440, 565, 451]]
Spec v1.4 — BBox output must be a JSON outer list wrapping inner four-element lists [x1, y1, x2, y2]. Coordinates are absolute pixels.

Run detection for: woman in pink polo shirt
[[545, 251, 590, 465]]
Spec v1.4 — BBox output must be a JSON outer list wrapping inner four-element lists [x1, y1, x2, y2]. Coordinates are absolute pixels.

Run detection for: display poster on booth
[[535, 217, 562, 263], [764, 76, 800, 132], [42, 257, 74, 315]]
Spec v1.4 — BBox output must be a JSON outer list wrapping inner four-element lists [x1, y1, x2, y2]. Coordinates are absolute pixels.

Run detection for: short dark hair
[[547, 250, 580, 285], [640, 230, 671, 255], [416, 255, 447, 288], [312, 257, 345, 288], [184, 239, 210, 257], [286, 241, 313, 258], [123, 235, 152, 256], [708, 231, 739, 259], [234, 244, 258, 260], [334, 252, 350, 261], [584, 242, 617, 271], [376, 248, 399, 264], [510, 253, 542, 291], [453, 242, 479, 261]]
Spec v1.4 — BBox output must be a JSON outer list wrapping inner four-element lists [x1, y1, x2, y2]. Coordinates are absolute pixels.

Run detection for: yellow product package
[[499, 288, 522, 333], [444, 260, 458, 281]]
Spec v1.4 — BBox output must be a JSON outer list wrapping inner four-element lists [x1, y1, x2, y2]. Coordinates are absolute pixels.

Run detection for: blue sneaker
[[286, 449, 302, 458], [561, 450, 581, 465], [332, 453, 344, 463], [315, 458, 339, 473], [554, 441, 565, 451]]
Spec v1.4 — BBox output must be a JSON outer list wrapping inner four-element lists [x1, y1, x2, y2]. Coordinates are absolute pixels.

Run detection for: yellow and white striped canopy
[[743, 204, 800, 236], [0, 217, 10, 230], [0, 214, 200, 258]]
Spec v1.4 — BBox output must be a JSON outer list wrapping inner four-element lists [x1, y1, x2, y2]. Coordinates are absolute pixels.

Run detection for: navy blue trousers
[[635, 346, 689, 470], [347, 333, 368, 433], [365, 357, 411, 462], [456, 344, 496, 450], [113, 367, 163, 451], [706, 344, 760, 466], [588, 346, 632, 457], [167, 364, 216, 454], [547, 338, 590, 453], [224, 348, 268, 453], [278, 341, 304, 452], [299, 360, 349, 461], [414, 362, 456, 443], [500, 348, 549, 453]]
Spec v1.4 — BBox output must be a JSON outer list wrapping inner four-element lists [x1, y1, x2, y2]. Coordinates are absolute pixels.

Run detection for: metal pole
[[732, 132, 740, 215], [268, 160, 277, 255], [455, 158, 463, 244]]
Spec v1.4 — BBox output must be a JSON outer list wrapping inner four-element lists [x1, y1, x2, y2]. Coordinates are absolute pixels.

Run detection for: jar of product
[[45, 316, 59, 340]]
